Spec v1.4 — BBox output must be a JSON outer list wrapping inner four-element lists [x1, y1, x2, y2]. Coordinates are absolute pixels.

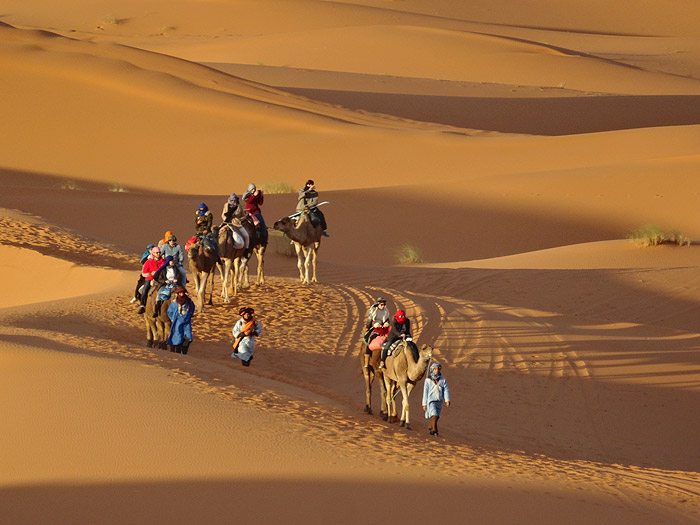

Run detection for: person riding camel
[[157, 230, 174, 248], [242, 183, 268, 245], [131, 243, 156, 304], [161, 234, 186, 273], [379, 309, 413, 369], [221, 192, 250, 249], [363, 297, 391, 369], [297, 179, 329, 237], [152, 255, 186, 317], [138, 246, 167, 315], [194, 202, 222, 264], [195, 203, 213, 236]]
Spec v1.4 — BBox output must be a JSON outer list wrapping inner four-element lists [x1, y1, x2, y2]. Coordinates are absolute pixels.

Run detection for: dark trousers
[[134, 275, 145, 300], [252, 213, 268, 244], [140, 280, 152, 307], [309, 208, 327, 230]]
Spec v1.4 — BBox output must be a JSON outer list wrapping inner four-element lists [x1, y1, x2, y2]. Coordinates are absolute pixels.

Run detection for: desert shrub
[[101, 15, 118, 24], [268, 229, 296, 257], [260, 181, 295, 194], [394, 243, 423, 264], [60, 180, 80, 190], [629, 225, 691, 247], [108, 183, 128, 192]]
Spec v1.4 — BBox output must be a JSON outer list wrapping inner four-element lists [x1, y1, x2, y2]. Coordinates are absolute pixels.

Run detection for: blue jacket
[[167, 299, 195, 346], [422, 375, 450, 418]]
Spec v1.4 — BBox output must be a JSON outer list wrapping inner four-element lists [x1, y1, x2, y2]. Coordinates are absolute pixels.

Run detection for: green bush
[[60, 180, 80, 190], [629, 225, 691, 247], [260, 181, 295, 194], [394, 243, 423, 264]]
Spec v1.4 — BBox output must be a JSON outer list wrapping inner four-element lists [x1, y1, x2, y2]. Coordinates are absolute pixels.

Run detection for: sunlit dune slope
[[4, 21, 700, 198], [0, 245, 132, 308], [154, 25, 700, 96]]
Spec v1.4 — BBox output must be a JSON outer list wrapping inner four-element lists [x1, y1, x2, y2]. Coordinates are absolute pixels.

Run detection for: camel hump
[[405, 340, 419, 361]]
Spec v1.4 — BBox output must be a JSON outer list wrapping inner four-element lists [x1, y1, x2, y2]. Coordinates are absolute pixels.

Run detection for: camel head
[[419, 344, 434, 361], [273, 216, 293, 233]]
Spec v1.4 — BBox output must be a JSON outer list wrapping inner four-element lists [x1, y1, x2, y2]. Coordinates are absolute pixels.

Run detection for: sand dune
[[2, 0, 700, 522]]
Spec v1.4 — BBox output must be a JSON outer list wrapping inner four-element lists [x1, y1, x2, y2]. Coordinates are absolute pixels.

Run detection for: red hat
[[395, 310, 406, 323]]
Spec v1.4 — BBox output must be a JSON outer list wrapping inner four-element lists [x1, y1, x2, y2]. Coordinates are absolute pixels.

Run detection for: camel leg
[[221, 260, 232, 303], [157, 319, 167, 350], [303, 248, 313, 285], [400, 382, 414, 430], [295, 244, 306, 283], [378, 370, 388, 419], [207, 270, 214, 306], [310, 243, 319, 283], [363, 353, 373, 414], [145, 320, 154, 348], [382, 375, 397, 424], [192, 272, 203, 311], [229, 257, 240, 297], [239, 255, 250, 289], [255, 245, 265, 286]]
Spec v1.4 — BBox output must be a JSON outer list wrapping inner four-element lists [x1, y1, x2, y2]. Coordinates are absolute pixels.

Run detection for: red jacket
[[142, 258, 165, 281], [245, 191, 264, 215]]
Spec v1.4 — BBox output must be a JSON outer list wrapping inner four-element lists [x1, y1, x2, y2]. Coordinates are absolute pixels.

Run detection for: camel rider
[[158, 230, 173, 248], [161, 235, 186, 274], [138, 246, 167, 314], [194, 202, 222, 264], [221, 193, 250, 249], [379, 310, 413, 369], [363, 297, 391, 369], [152, 256, 185, 317], [242, 183, 268, 245], [131, 243, 156, 304], [297, 179, 329, 237], [195, 203, 213, 236], [364, 297, 390, 343]]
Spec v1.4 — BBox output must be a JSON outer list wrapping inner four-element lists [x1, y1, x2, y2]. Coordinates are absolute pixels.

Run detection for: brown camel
[[217, 222, 247, 302], [362, 344, 389, 420], [188, 237, 217, 311], [273, 212, 322, 284], [144, 284, 172, 349], [382, 341, 434, 430]]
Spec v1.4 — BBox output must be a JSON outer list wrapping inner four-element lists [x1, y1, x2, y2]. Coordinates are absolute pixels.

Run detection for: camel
[[144, 284, 172, 349], [217, 217, 266, 300], [362, 345, 389, 420], [273, 212, 322, 284], [188, 237, 218, 311], [217, 222, 247, 302], [382, 341, 434, 430]]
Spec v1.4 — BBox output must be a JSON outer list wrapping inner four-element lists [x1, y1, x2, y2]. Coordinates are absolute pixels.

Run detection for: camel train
[[177, 203, 323, 318]]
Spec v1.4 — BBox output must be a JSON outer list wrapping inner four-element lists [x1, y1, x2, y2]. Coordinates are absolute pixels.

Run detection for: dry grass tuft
[[629, 225, 691, 247], [394, 243, 423, 264]]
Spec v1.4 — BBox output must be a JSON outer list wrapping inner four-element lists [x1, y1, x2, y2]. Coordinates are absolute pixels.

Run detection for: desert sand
[[1, 1, 700, 523]]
